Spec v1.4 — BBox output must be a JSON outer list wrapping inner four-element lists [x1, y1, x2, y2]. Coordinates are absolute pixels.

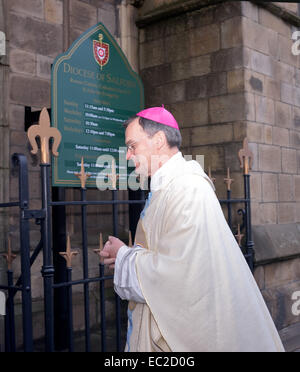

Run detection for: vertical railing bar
[[112, 189, 121, 351], [5, 271, 16, 352], [244, 173, 254, 272], [13, 153, 33, 352], [40, 163, 55, 352], [99, 263, 106, 352], [19, 211, 33, 352], [81, 187, 91, 352], [67, 269, 74, 352], [227, 189, 232, 230]]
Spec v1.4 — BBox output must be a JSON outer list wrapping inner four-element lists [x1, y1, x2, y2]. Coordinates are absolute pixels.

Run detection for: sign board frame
[[51, 22, 144, 188]]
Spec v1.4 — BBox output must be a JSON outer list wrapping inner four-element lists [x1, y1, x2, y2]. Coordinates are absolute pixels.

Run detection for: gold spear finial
[[2, 235, 17, 270], [208, 166, 216, 184], [59, 235, 78, 268], [99, 34, 103, 43], [107, 158, 119, 190], [238, 138, 253, 175], [75, 157, 91, 189], [27, 107, 62, 164], [224, 167, 234, 191], [94, 232, 104, 264], [235, 224, 244, 248]]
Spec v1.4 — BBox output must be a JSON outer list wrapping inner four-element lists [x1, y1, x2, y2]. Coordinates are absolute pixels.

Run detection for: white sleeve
[[113, 245, 146, 303]]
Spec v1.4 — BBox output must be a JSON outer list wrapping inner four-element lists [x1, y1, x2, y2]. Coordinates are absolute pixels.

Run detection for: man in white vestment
[[100, 106, 284, 352]]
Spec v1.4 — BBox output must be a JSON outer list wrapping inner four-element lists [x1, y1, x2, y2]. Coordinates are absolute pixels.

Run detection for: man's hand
[[100, 236, 125, 269]]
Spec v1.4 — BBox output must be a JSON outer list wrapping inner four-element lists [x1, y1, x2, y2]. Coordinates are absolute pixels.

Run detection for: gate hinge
[[22, 209, 46, 220]]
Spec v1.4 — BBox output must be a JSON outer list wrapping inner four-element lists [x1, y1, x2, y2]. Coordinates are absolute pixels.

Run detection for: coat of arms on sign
[[93, 33, 109, 70]]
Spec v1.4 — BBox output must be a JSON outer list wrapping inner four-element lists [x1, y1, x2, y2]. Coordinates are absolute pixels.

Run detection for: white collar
[[150, 151, 182, 192]]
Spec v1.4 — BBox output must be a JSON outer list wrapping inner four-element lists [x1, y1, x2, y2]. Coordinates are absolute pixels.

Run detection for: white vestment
[[114, 152, 284, 352]]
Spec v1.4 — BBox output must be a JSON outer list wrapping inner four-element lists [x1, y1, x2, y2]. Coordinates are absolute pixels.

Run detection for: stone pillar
[[117, 0, 139, 72], [0, 0, 9, 283]]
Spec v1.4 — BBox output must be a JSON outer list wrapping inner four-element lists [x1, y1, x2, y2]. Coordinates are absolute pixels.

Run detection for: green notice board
[[51, 23, 144, 188]]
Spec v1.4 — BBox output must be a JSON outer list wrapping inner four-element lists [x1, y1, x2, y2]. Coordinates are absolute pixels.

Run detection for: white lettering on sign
[[0, 31, 5, 56]]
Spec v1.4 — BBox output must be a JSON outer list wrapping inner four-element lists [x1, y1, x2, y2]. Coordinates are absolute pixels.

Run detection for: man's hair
[[123, 116, 182, 149]]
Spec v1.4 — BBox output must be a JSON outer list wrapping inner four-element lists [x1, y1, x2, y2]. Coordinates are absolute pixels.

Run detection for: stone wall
[[137, 0, 300, 332], [3, 0, 138, 253], [139, 1, 252, 206], [0, 0, 140, 342]]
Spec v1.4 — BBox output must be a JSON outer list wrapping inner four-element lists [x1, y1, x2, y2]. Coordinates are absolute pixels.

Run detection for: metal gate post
[[27, 107, 61, 351], [244, 173, 254, 272], [12, 153, 33, 352], [41, 163, 55, 352], [52, 187, 69, 351], [238, 138, 255, 272]]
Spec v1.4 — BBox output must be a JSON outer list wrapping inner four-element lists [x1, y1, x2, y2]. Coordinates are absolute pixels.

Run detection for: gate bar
[[112, 190, 122, 351], [12, 153, 33, 352], [40, 163, 55, 352], [80, 187, 91, 352], [244, 174, 254, 271], [5, 270, 16, 352]]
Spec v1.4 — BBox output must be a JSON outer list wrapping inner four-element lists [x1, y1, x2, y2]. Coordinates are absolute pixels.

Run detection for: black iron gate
[[0, 152, 146, 352], [0, 113, 254, 352]]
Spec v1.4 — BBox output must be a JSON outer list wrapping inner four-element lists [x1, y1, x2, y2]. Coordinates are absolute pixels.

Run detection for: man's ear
[[154, 131, 166, 149]]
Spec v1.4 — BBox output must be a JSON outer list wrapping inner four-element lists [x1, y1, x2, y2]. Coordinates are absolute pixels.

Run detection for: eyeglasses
[[126, 135, 153, 154], [126, 142, 138, 153]]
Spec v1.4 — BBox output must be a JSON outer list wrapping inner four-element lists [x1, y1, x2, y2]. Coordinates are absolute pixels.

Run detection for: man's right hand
[[100, 236, 125, 269]]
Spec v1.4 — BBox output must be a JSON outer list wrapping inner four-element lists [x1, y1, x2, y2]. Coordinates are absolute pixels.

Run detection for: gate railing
[[0, 109, 254, 352], [0, 152, 146, 352], [0, 153, 33, 351]]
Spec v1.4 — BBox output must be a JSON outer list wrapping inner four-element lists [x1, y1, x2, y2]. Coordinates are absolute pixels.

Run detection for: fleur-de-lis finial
[[2, 235, 17, 270], [59, 235, 78, 268], [107, 158, 119, 189], [75, 157, 91, 189], [235, 224, 244, 248], [94, 233, 104, 264], [238, 138, 253, 175], [208, 166, 216, 184], [27, 107, 62, 164], [224, 167, 234, 191]]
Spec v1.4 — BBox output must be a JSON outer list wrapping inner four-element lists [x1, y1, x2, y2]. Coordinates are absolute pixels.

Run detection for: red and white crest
[[93, 34, 109, 69]]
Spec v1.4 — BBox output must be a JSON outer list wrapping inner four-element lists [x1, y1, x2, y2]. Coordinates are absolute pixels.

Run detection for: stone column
[[117, 0, 139, 73]]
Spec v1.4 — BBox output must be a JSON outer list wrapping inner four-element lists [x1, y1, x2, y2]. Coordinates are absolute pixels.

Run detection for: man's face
[[125, 118, 156, 177]]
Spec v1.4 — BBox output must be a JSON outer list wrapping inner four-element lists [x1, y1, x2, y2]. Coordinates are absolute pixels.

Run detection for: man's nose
[[126, 148, 132, 161]]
